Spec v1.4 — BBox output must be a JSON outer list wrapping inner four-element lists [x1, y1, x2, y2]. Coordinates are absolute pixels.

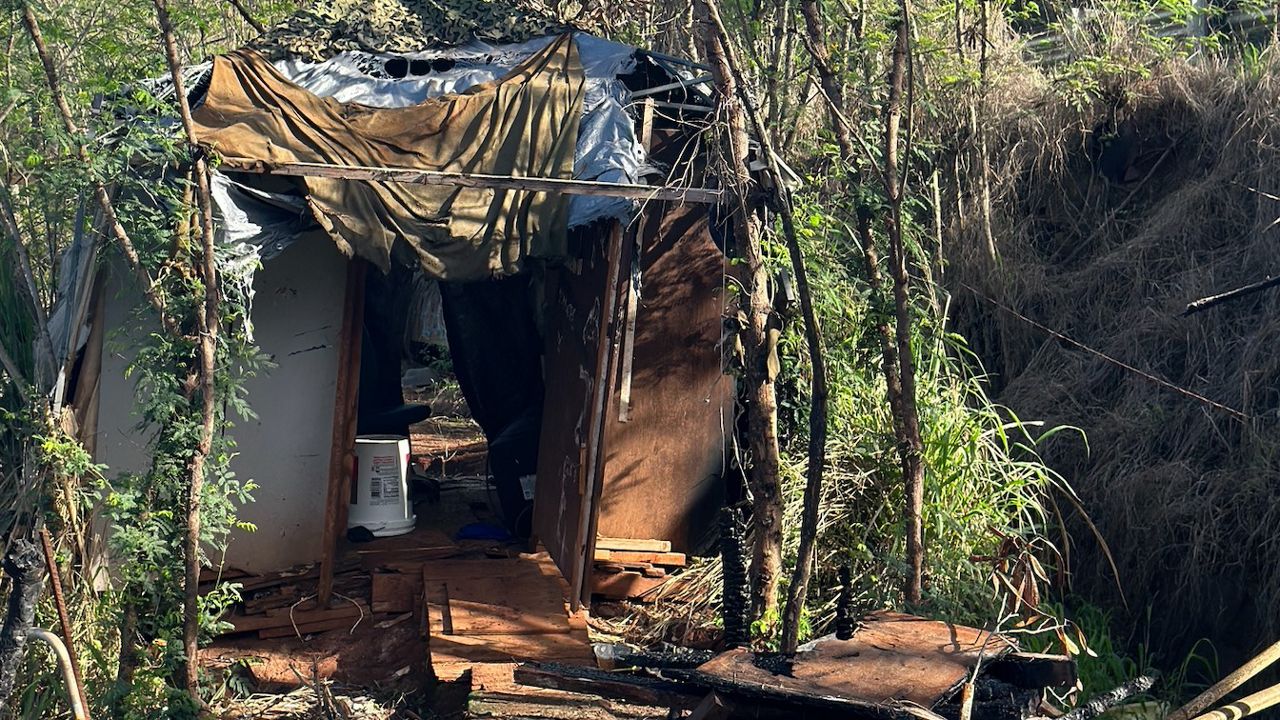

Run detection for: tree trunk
[[798, 0, 924, 604], [694, 0, 830, 656], [883, 4, 927, 606], [693, 0, 786, 621], [153, 0, 222, 699]]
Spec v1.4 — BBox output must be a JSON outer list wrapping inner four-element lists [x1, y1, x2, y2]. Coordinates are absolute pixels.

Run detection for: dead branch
[[1046, 674, 1157, 720], [1183, 275, 1280, 317]]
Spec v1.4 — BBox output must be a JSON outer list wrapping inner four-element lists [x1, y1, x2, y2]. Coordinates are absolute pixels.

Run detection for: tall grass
[[775, 190, 1083, 636]]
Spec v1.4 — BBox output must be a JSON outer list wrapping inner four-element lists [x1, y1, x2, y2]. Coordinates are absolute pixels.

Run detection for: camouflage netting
[[250, 0, 586, 61]]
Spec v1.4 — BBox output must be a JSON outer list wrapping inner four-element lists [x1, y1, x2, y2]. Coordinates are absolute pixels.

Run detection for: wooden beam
[[216, 157, 724, 204], [985, 652, 1077, 689], [597, 537, 673, 552], [317, 259, 367, 606]]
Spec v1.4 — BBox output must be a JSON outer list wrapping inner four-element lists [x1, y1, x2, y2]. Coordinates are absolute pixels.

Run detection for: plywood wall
[[93, 234, 347, 573]]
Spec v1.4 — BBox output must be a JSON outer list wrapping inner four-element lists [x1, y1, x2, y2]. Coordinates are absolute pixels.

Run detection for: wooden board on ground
[[596, 537, 672, 553], [593, 548, 686, 567], [692, 612, 1013, 710], [423, 555, 574, 636], [591, 569, 671, 602], [355, 527, 459, 568], [420, 552, 594, 666], [431, 630, 595, 666], [372, 572, 421, 613]]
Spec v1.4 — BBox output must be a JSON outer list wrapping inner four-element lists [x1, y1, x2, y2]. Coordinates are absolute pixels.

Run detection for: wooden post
[[317, 260, 367, 607]]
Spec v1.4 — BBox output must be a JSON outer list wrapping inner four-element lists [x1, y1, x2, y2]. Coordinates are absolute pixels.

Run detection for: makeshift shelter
[[76, 0, 733, 616]]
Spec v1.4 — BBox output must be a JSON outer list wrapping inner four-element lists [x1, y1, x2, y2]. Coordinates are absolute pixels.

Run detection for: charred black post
[[835, 565, 857, 641], [1056, 674, 1158, 720], [720, 508, 751, 648], [0, 539, 45, 709]]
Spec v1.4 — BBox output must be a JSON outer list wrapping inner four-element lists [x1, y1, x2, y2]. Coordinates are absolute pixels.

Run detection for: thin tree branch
[[18, 2, 179, 337], [225, 0, 266, 33], [0, 340, 32, 405]]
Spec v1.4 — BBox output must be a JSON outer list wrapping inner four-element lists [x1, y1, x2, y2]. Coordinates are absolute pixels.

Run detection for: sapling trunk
[[153, 0, 223, 699], [883, 0, 928, 606], [798, 0, 924, 605], [694, 0, 829, 655], [692, 0, 787, 622]]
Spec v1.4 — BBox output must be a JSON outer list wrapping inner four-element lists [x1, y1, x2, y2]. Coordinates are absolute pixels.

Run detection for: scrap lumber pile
[[204, 547, 595, 674], [591, 536, 686, 602], [204, 558, 389, 640], [516, 612, 1078, 720]]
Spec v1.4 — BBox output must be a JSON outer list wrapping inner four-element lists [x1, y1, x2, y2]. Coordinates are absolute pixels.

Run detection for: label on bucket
[[368, 455, 401, 506]]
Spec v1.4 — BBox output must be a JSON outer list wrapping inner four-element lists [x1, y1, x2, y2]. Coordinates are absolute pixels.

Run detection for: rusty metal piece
[[39, 527, 89, 718]]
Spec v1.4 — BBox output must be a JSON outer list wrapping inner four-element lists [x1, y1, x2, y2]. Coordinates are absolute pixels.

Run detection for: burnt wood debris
[[0, 541, 43, 712], [719, 508, 751, 649]]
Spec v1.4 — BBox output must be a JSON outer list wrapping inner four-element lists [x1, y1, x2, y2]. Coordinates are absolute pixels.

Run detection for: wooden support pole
[[317, 260, 367, 606]]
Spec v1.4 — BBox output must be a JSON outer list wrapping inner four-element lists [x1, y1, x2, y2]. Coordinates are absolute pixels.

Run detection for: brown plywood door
[[533, 222, 627, 608]]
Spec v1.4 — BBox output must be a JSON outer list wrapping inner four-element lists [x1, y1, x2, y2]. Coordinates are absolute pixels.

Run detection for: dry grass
[[950, 40, 1280, 670]]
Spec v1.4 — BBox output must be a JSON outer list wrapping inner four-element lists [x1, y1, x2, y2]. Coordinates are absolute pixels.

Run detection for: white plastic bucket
[[347, 435, 415, 537]]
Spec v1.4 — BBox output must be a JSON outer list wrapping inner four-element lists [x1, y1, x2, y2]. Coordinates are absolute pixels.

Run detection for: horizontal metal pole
[[216, 157, 724, 204]]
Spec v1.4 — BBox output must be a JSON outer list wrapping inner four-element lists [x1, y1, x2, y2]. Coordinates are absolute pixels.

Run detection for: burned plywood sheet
[[691, 612, 1013, 711], [597, 130, 733, 554], [533, 221, 628, 606]]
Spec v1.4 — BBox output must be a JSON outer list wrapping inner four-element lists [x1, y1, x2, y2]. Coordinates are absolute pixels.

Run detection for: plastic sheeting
[[212, 33, 647, 262]]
